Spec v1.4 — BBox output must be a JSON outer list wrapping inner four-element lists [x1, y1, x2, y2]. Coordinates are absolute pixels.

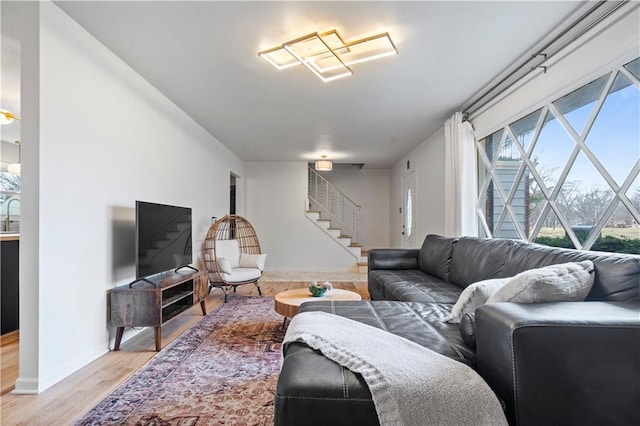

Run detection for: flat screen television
[[136, 201, 193, 278]]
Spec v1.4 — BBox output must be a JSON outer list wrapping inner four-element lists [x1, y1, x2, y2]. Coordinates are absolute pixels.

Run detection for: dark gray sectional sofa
[[275, 235, 640, 425]]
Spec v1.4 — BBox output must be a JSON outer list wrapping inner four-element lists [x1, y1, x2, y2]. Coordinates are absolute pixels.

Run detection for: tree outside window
[[477, 57, 640, 254]]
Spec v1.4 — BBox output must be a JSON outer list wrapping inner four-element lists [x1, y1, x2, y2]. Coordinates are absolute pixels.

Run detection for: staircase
[[305, 210, 368, 271], [306, 167, 368, 272]]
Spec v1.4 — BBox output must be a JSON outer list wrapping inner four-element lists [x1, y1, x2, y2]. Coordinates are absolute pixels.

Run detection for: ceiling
[[47, 1, 585, 169]]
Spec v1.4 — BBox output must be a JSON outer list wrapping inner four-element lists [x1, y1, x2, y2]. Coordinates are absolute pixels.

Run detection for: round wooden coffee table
[[275, 288, 362, 326]]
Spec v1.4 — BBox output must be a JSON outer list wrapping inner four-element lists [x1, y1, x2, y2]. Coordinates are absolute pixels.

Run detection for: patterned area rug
[[75, 297, 285, 425]]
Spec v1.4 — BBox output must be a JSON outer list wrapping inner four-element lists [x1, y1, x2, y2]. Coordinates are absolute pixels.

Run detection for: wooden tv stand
[[108, 269, 208, 351]]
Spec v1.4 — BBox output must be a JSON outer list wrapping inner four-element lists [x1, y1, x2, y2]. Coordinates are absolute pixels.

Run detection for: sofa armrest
[[367, 248, 419, 270], [475, 301, 640, 426]]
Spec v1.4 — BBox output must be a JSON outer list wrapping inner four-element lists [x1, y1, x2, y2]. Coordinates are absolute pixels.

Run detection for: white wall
[[390, 128, 446, 248], [16, 2, 244, 393], [15, 0, 40, 395], [244, 162, 357, 270], [316, 167, 390, 249]]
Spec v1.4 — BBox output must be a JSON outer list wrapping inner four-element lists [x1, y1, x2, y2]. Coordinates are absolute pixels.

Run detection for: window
[[477, 57, 640, 254], [0, 171, 20, 233], [406, 187, 413, 237]]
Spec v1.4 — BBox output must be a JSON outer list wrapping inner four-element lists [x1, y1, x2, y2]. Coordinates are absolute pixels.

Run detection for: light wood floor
[[1, 341, 19, 396], [0, 278, 368, 425]]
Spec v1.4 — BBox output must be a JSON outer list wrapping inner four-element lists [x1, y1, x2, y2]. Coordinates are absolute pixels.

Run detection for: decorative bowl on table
[[308, 281, 333, 297]]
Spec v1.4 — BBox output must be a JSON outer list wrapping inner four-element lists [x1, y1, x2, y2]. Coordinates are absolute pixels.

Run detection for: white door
[[401, 171, 417, 248]]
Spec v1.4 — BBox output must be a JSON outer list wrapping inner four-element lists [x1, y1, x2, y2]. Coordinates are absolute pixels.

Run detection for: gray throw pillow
[[445, 277, 509, 324], [486, 260, 595, 304]]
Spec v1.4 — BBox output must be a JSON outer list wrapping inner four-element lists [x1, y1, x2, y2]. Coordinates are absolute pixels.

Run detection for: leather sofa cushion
[[368, 249, 419, 300], [276, 341, 378, 426], [449, 237, 514, 287], [505, 241, 640, 302], [297, 300, 476, 365], [417, 235, 457, 281], [459, 312, 476, 348], [368, 270, 461, 303], [475, 301, 640, 425], [276, 300, 476, 425], [368, 249, 419, 270]]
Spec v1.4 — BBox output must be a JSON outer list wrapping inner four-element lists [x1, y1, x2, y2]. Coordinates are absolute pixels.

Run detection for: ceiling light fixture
[[0, 109, 20, 125], [259, 30, 397, 82], [315, 155, 333, 171]]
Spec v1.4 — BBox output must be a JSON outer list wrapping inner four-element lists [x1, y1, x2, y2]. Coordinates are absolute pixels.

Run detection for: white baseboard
[[262, 267, 357, 272], [12, 377, 39, 394]]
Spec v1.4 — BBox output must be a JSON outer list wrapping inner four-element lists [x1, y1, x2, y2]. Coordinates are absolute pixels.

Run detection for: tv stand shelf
[[162, 290, 194, 307], [108, 270, 208, 351]]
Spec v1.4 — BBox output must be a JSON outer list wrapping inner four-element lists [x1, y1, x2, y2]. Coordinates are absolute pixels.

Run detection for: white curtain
[[444, 112, 478, 237]]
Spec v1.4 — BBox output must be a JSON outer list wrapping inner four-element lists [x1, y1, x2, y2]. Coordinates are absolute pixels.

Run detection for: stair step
[[357, 261, 368, 266], [316, 220, 331, 230], [327, 229, 341, 238], [348, 246, 363, 257], [305, 209, 362, 260], [305, 211, 321, 221], [337, 237, 351, 247]]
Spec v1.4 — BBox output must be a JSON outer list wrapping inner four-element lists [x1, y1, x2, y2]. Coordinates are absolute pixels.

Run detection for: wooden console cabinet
[[108, 270, 208, 351]]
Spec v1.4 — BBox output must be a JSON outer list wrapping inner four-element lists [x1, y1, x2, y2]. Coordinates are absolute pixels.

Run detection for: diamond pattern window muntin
[[625, 172, 640, 215], [623, 57, 640, 81], [509, 108, 543, 154], [477, 57, 640, 254], [553, 73, 610, 137], [583, 72, 639, 186], [529, 109, 577, 193]]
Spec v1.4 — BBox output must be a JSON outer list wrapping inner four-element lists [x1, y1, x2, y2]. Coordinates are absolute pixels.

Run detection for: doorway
[[229, 174, 237, 238], [401, 171, 417, 248], [230, 174, 236, 215]]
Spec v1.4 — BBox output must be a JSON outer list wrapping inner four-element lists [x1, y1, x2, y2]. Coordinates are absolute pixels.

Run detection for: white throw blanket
[[284, 311, 507, 426]]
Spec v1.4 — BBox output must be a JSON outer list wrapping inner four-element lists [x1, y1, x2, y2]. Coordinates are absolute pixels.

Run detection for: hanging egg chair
[[203, 214, 265, 302]]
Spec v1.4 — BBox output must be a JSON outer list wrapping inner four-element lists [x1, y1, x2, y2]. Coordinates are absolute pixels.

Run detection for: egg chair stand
[[203, 214, 264, 303], [216, 281, 263, 303]]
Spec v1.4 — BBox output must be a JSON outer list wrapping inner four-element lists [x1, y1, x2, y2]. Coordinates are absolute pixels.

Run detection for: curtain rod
[[461, 0, 630, 118]]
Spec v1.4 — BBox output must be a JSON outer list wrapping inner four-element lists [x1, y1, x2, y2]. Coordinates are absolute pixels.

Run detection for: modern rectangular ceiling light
[[283, 32, 352, 82], [258, 46, 300, 70], [340, 33, 397, 66], [258, 29, 397, 82], [259, 30, 346, 71]]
